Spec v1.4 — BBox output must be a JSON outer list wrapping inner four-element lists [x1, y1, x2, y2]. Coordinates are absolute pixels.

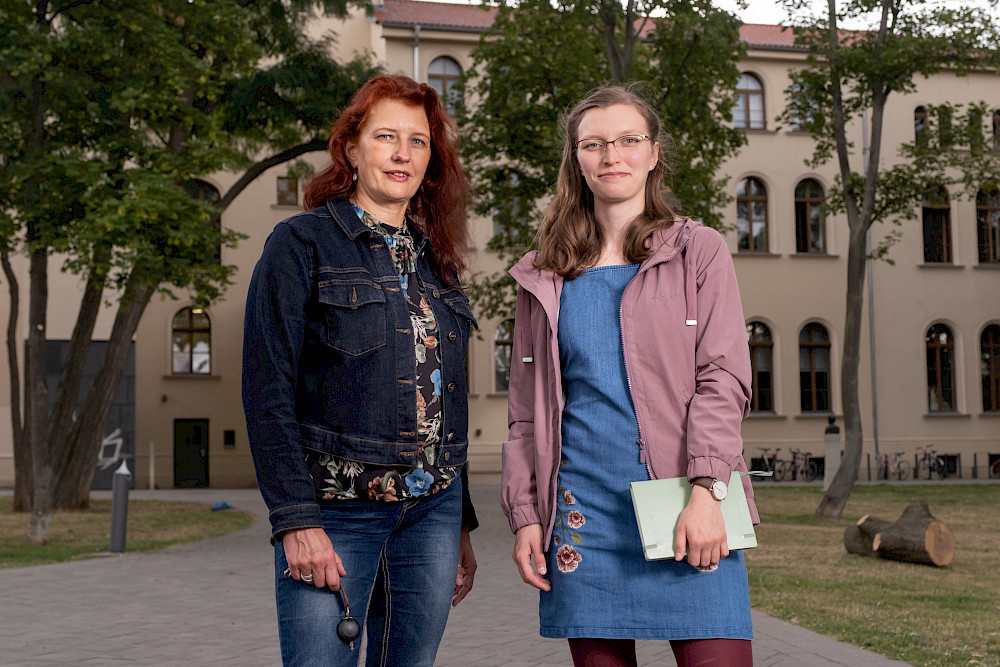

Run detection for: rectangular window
[[922, 207, 951, 263], [277, 176, 298, 207]]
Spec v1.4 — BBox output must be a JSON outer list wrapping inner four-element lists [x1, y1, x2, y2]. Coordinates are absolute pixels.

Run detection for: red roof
[[375, 1, 804, 49], [375, 0, 498, 31], [739, 23, 799, 49]]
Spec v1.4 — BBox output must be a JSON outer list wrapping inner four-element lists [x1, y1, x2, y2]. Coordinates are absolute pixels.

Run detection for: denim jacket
[[243, 198, 478, 540]]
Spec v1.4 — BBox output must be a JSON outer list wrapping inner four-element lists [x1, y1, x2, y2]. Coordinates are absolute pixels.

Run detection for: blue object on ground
[[211, 501, 233, 511]]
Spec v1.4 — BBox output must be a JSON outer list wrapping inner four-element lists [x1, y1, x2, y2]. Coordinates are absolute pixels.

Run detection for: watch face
[[711, 480, 728, 501]]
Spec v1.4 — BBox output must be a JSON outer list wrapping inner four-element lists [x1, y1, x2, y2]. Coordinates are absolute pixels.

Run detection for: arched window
[[914, 106, 928, 143], [428, 56, 462, 115], [737, 177, 768, 252], [799, 323, 830, 413], [978, 187, 1000, 264], [747, 322, 774, 412], [183, 179, 222, 262], [734, 73, 765, 130], [172, 307, 211, 374], [794, 179, 825, 253], [922, 185, 951, 263], [981, 325, 1000, 413], [494, 319, 514, 392], [926, 324, 956, 412]]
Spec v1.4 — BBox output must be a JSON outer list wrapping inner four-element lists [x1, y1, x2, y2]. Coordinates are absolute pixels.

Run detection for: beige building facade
[[1, 1, 997, 489]]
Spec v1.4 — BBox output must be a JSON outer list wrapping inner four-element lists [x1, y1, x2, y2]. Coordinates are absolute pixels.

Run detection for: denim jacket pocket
[[318, 273, 387, 356]]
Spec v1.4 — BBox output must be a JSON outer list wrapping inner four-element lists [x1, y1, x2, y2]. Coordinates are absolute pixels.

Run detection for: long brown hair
[[304, 74, 472, 283], [535, 85, 676, 278]]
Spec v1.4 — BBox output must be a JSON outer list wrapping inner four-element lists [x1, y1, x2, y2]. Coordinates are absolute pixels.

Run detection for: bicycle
[[883, 450, 911, 481], [916, 445, 949, 480], [789, 448, 819, 482], [757, 447, 789, 481]]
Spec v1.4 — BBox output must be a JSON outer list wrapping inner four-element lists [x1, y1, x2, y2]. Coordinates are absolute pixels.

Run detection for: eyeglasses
[[576, 134, 651, 155]]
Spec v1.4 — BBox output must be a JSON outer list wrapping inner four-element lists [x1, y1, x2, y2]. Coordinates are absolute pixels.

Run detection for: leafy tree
[[457, 0, 746, 317], [778, 0, 1000, 518], [0, 0, 378, 543]]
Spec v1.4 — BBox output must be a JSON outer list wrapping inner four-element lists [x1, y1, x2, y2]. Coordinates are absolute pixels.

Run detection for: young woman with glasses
[[501, 85, 757, 667]]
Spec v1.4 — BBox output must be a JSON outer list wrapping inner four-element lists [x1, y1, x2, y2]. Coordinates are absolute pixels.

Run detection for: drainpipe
[[413, 24, 421, 81]]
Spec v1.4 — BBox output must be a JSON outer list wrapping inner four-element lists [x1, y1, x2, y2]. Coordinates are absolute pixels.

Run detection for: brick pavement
[[0, 485, 911, 666]]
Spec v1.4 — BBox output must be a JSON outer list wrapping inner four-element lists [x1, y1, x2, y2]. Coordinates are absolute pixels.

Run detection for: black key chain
[[336, 587, 361, 650], [283, 569, 361, 651]]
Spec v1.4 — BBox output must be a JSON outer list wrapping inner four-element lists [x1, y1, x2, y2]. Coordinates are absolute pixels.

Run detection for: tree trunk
[[44, 257, 107, 478], [26, 245, 52, 545], [815, 224, 869, 518], [53, 278, 155, 510], [873, 503, 955, 567], [843, 514, 893, 557], [2, 252, 31, 512]]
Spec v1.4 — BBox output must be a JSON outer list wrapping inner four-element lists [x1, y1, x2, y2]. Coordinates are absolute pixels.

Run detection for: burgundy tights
[[568, 637, 753, 667]]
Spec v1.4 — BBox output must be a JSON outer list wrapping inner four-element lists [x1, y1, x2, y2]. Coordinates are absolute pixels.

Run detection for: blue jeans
[[274, 479, 462, 666]]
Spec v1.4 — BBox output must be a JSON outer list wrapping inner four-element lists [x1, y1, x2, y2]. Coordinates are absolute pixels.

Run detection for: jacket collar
[[509, 216, 703, 347], [324, 197, 430, 253], [325, 198, 372, 240], [510, 216, 698, 298]]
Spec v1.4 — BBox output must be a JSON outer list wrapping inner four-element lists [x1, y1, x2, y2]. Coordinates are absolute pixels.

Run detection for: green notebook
[[629, 471, 758, 561]]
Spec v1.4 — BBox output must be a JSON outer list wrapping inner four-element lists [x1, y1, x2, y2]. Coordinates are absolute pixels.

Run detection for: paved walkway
[[0, 485, 912, 666]]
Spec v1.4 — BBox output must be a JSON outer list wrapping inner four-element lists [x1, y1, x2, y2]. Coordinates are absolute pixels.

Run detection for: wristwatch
[[691, 477, 728, 501]]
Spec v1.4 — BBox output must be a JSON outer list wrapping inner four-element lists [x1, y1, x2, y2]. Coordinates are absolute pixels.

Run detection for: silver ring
[[301, 573, 314, 583]]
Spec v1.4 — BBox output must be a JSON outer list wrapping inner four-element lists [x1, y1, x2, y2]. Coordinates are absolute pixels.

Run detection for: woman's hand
[[452, 527, 476, 606], [282, 527, 347, 590], [513, 523, 551, 591], [673, 486, 729, 569]]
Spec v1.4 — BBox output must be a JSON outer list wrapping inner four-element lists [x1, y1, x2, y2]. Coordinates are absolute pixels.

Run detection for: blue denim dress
[[539, 264, 752, 640]]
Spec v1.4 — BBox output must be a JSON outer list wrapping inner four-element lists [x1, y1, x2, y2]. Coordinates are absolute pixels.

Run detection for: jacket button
[[446, 382, 455, 393], [448, 331, 457, 341], [432, 289, 440, 298], [446, 431, 454, 442], [443, 451, 451, 462]]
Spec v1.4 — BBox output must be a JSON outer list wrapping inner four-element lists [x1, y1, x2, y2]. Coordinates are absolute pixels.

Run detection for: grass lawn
[[747, 483, 1000, 667], [0, 496, 256, 569]]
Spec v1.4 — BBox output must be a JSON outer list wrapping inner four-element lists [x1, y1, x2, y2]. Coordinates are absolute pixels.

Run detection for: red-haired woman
[[243, 74, 478, 666]]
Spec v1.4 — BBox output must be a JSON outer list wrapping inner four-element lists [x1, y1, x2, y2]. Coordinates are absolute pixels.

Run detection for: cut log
[[872, 503, 955, 567], [843, 514, 893, 557]]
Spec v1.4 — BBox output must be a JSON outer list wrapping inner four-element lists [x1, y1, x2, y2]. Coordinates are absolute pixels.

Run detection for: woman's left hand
[[673, 486, 729, 569], [452, 527, 476, 606]]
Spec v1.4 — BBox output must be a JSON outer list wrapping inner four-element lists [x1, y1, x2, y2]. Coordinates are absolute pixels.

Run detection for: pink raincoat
[[500, 217, 759, 549]]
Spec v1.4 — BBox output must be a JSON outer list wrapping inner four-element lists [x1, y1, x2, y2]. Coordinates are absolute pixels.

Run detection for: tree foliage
[[0, 0, 378, 540], [457, 0, 746, 318], [778, 0, 1000, 518]]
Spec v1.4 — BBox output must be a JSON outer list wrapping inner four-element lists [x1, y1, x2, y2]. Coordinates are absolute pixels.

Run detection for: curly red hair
[[304, 74, 472, 283]]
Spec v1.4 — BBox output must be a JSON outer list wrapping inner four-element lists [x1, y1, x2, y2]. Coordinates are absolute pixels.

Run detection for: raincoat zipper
[[619, 269, 654, 480]]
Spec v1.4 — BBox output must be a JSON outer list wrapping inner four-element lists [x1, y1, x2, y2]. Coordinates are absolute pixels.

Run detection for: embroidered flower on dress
[[430, 368, 442, 396], [405, 464, 435, 497], [566, 511, 585, 529], [424, 335, 437, 349], [563, 490, 576, 505], [555, 545, 582, 573]]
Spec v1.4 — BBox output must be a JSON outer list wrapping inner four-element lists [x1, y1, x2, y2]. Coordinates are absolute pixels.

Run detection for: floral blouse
[[305, 205, 463, 503]]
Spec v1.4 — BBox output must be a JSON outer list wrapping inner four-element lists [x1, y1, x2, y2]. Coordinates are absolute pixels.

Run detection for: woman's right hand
[[282, 527, 347, 590], [513, 523, 551, 591]]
